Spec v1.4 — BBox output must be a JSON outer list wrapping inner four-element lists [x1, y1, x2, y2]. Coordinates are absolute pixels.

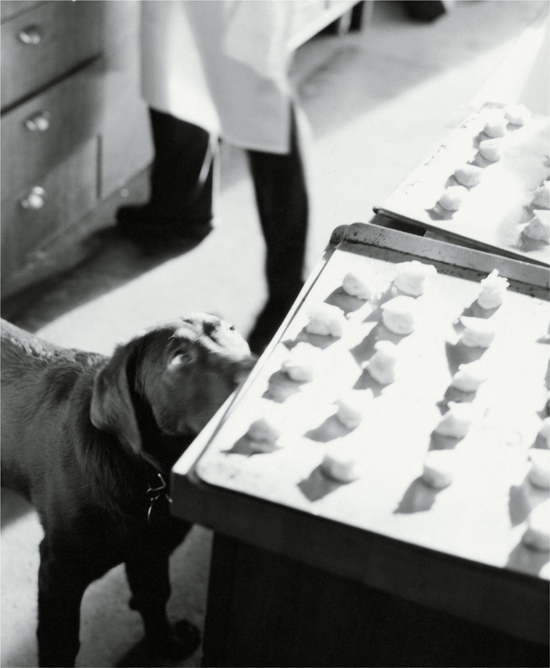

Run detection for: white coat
[[140, 0, 296, 154]]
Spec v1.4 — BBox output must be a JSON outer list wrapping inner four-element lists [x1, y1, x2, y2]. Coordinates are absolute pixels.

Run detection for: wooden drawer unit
[[1, 1, 102, 111], [1, 139, 98, 281], [2, 65, 103, 198], [1, 1, 152, 301]]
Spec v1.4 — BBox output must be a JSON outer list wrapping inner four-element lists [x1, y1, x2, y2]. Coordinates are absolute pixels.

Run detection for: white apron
[[140, 0, 295, 153]]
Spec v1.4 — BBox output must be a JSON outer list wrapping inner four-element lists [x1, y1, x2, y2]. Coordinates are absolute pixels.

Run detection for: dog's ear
[[90, 342, 142, 454]]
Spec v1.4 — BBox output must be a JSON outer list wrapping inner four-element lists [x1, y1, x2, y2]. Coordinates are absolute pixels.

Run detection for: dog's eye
[[203, 320, 220, 342]]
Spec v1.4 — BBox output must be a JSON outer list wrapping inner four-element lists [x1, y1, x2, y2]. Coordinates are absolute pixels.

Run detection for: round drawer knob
[[21, 187, 46, 210], [18, 25, 42, 45], [25, 111, 51, 132]]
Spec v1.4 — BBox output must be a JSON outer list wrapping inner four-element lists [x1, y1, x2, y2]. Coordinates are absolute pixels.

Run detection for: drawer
[[1, 1, 101, 110], [1, 138, 98, 279], [1, 62, 103, 198]]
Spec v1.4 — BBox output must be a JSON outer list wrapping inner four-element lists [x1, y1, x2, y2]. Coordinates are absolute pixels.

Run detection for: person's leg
[[117, 107, 216, 242], [246, 106, 309, 354]]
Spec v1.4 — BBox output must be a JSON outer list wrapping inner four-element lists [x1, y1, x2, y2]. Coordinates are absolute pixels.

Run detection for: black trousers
[[144, 106, 308, 304]]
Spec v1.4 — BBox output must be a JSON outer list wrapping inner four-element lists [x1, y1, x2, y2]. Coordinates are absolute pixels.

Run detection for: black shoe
[[117, 620, 201, 667], [144, 620, 201, 660], [116, 204, 213, 243], [404, 1, 447, 22]]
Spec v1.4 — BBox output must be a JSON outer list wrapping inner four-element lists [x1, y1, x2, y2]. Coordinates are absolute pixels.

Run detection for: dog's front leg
[[124, 527, 200, 660], [37, 538, 90, 667]]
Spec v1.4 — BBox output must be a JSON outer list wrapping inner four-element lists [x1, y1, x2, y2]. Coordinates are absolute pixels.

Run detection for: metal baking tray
[[195, 223, 550, 580], [374, 103, 550, 267]]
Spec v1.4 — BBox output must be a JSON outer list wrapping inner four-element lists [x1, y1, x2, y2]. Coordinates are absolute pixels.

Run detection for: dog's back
[[1, 319, 105, 499]]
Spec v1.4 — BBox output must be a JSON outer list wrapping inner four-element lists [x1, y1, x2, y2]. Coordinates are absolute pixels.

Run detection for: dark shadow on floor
[[5, 229, 205, 333], [116, 640, 194, 668]]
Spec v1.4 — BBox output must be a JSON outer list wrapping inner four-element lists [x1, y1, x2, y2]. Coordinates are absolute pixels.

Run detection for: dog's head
[[90, 313, 256, 464]]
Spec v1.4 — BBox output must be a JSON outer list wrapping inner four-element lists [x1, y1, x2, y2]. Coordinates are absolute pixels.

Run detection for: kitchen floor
[[2, 2, 548, 666]]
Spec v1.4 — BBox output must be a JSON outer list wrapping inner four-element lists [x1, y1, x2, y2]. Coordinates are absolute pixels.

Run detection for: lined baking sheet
[[374, 103, 550, 266], [196, 230, 549, 580]]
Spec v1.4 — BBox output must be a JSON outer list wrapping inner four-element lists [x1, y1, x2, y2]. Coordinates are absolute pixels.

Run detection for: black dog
[[1, 314, 255, 667]]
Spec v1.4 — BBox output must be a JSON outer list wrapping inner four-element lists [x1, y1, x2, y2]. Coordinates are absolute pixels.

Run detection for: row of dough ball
[[524, 418, 550, 552], [518, 94, 550, 240], [423, 417, 550, 552], [522, 184, 550, 244], [436, 104, 550, 245], [420, 268, 510, 487], [437, 106, 531, 213], [522, 498, 550, 552], [415, 410, 549, 553], [244, 415, 550, 552], [245, 416, 550, 487], [244, 415, 549, 547], [307, 265, 507, 349], [423, 456, 550, 554]]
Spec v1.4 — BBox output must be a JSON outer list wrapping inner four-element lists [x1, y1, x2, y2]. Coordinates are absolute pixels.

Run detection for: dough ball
[[522, 210, 550, 243], [435, 402, 475, 438], [450, 360, 488, 392], [393, 260, 437, 297], [335, 389, 373, 429], [438, 185, 468, 211], [320, 448, 360, 483], [342, 267, 379, 301], [536, 417, 550, 449], [306, 303, 347, 338], [483, 109, 507, 137], [477, 269, 509, 309], [246, 417, 280, 452], [281, 343, 320, 382], [479, 138, 503, 162], [528, 449, 550, 489], [365, 340, 398, 385], [459, 316, 495, 348], [454, 163, 484, 187], [504, 104, 532, 126], [532, 182, 550, 209], [381, 296, 417, 335], [522, 500, 550, 552], [422, 449, 457, 489]]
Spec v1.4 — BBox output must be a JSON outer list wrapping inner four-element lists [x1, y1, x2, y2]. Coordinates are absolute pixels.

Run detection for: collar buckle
[[147, 473, 173, 522]]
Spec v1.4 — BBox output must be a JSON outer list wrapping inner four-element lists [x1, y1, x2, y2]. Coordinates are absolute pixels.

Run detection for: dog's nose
[[209, 321, 252, 357]]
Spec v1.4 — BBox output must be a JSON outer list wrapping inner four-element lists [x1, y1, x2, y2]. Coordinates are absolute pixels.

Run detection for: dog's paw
[[146, 620, 201, 660]]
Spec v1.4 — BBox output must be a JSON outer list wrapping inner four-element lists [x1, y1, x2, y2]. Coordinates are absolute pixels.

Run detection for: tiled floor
[[2, 2, 548, 666]]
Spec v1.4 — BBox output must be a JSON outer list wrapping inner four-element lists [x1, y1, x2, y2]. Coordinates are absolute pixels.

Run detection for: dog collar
[[146, 472, 173, 523]]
